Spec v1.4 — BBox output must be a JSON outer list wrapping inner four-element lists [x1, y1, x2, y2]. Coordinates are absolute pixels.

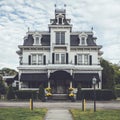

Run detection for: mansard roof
[[23, 34, 50, 46], [70, 34, 96, 46], [23, 32, 97, 46]]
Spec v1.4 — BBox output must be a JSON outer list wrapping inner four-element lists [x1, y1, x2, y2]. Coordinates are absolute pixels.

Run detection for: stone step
[[52, 94, 68, 100]]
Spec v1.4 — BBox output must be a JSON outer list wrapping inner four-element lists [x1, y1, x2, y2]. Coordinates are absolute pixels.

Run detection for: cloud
[[0, 0, 120, 70]]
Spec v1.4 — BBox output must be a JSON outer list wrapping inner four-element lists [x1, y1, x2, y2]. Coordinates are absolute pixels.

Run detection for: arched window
[[33, 33, 42, 45], [79, 32, 88, 45]]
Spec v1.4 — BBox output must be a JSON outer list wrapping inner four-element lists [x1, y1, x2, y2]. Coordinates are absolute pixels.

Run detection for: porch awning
[[20, 73, 48, 82], [74, 73, 100, 83]]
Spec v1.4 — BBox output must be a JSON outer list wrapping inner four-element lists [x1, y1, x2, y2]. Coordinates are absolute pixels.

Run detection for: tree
[[0, 76, 6, 97], [6, 85, 15, 100], [100, 59, 115, 89]]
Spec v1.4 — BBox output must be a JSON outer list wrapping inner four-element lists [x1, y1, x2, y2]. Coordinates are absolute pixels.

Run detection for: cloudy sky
[[0, 0, 120, 70]]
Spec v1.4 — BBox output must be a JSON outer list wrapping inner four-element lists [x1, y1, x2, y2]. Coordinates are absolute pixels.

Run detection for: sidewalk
[[44, 109, 73, 120]]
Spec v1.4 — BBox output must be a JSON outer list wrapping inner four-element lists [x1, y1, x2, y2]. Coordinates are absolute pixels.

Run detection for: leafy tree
[[6, 85, 15, 100], [100, 59, 115, 89], [0, 68, 17, 76], [0, 76, 6, 97]]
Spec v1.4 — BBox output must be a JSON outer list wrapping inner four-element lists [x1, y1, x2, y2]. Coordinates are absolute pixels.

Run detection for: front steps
[[52, 94, 68, 100]]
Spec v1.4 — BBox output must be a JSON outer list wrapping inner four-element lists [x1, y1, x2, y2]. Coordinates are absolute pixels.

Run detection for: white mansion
[[17, 8, 103, 93]]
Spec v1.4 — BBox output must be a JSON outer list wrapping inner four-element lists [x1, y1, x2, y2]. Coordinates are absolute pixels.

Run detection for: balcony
[[52, 43, 68, 50]]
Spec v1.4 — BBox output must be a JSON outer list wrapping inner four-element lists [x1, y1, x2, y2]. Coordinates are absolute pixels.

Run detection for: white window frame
[[77, 54, 89, 65], [55, 53, 66, 64], [79, 32, 88, 45], [33, 34, 42, 45], [55, 32, 65, 45], [31, 54, 43, 65]]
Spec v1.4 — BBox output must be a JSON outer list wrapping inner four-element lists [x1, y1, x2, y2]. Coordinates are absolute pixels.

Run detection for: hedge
[[116, 88, 120, 97], [15, 90, 38, 100], [77, 89, 116, 100]]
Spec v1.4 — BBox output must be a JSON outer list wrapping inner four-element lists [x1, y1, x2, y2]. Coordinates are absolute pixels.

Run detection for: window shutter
[[66, 53, 68, 64], [89, 55, 92, 65], [52, 53, 54, 64], [75, 55, 77, 65], [28, 55, 31, 65], [43, 55, 46, 65]]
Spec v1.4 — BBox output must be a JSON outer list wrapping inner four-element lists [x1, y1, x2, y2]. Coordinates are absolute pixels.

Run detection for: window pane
[[61, 54, 65, 64], [56, 32, 60, 44], [55, 54, 59, 63], [84, 55, 88, 64], [81, 37, 85, 45], [38, 54, 42, 64], [78, 54, 82, 65], [36, 37, 39, 44], [59, 18, 62, 24], [61, 32, 65, 44], [32, 55, 36, 64]]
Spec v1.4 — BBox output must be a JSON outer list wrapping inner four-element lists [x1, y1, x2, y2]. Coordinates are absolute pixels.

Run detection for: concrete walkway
[[44, 109, 73, 120]]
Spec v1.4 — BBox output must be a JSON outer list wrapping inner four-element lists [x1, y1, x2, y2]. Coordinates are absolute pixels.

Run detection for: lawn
[[0, 108, 47, 120], [70, 109, 120, 120]]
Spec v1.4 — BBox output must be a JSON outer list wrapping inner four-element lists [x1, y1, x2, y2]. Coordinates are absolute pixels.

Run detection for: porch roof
[[20, 73, 48, 82], [74, 73, 100, 83]]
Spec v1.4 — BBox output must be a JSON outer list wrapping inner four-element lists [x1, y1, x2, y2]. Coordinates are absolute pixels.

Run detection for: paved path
[[44, 109, 73, 120]]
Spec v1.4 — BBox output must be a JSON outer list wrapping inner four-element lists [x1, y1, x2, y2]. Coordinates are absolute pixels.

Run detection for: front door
[[49, 70, 73, 94]]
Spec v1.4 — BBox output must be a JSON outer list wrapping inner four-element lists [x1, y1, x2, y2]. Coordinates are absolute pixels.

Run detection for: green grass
[[0, 108, 47, 120], [70, 109, 120, 120]]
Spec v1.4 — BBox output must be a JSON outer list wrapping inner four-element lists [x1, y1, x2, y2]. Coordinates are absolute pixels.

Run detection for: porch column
[[48, 70, 51, 88], [70, 81, 72, 88], [70, 69, 73, 88]]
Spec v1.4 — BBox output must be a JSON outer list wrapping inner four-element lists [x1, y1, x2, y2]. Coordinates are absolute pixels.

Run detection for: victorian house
[[17, 8, 103, 94]]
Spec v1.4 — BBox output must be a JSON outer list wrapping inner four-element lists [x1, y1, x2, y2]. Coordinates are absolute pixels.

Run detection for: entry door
[[56, 80, 66, 94]]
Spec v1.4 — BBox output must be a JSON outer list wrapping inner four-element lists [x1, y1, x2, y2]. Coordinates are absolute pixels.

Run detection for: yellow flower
[[69, 93, 74, 97], [45, 87, 51, 92], [46, 92, 52, 97]]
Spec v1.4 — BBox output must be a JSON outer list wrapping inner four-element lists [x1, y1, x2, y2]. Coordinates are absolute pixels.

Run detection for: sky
[[0, 0, 120, 70]]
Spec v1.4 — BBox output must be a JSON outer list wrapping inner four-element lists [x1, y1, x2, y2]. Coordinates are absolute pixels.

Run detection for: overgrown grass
[[70, 109, 120, 120], [0, 108, 47, 120]]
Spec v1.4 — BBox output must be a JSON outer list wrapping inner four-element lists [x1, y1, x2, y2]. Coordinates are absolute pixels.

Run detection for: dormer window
[[35, 36, 39, 44], [79, 32, 88, 45], [33, 34, 42, 45]]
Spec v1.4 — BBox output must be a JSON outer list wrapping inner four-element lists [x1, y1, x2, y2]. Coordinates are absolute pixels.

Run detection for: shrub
[[115, 88, 120, 97], [7, 85, 15, 100], [77, 89, 116, 100], [15, 90, 37, 100], [38, 85, 45, 102]]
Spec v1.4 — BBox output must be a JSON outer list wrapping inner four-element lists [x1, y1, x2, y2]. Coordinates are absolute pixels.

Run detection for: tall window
[[32, 54, 37, 65], [84, 54, 89, 65], [77, 54, 89, 65], [56, 32, 65, 45], [78, 54, 82, 65], [55, 53, 66, 64], [81, 37, 85, 45], [35, 37, 39, 44], [38, 54, 42, 65], [31, 54, 43, 65]]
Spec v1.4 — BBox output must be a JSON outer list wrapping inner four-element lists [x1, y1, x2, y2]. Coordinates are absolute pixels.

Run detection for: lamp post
[[92, 77, 97, 112]]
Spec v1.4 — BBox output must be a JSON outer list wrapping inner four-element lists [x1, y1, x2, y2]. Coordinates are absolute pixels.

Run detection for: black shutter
[[52, 53, 54, 64], [75, 55, 77, 65], [89, 55, 92, 65], [28, 55, 31, 65], [66, 53, 68, 64], [43, 55, 46, 65]]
